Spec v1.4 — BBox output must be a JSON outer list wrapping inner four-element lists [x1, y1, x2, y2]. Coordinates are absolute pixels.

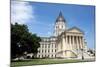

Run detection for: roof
[[55, 11, 66, 22], [67, 26, 84, 34]]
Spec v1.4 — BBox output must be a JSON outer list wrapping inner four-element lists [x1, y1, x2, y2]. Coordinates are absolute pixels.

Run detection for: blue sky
[[11, 1, 95, 49]]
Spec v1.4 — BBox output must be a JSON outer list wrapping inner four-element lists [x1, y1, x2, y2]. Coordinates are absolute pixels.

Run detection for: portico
[[56, 27, 85, 58]]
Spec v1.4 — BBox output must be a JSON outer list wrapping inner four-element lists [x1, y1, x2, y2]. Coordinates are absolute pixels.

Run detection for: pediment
[[67, 27, 83, 33]]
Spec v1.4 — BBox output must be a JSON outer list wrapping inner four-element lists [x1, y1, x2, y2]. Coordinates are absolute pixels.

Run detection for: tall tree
[[11, 23, 41, 59]]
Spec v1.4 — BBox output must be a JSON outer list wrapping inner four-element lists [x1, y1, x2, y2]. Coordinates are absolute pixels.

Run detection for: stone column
[[57, 41, 59, 57], [60, 38, 62, 51], [57, 39, 60, 52], [79, 36, 81, 49], [76, 36, 79, 50], [72, 36, 74, 50], [59, 39, 62, 51], [79, 36, 82, 49], [58, 39, 61, 57], [65, 35, 68, 56], [81, 37, 84, 49], [62, 35, 66, 57], [61, 35, 65, 56], [69, 36, 72, 50], [66, 35, 68, 49]]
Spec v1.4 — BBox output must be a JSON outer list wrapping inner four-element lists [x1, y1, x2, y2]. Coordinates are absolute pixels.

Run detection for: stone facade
[[56, 28, 85, 58], [37, 37, 57, 58], [36, 12, 92, 59]]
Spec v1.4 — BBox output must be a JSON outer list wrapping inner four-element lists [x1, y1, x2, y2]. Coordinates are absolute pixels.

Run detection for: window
[[42, 50, 43, 53], [52, 49, 53, 52], [48, 50, 49, 53], [55, 49, 56, 52], [48, 44, 50, 48], [45, 50, 46, 53], [52, 44, 53, 48], [52, 55, 53, 57], [47, 55, 49, 57]]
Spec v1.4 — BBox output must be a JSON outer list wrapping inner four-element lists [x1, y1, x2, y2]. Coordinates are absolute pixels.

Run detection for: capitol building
[[36, 12, 93, 59]]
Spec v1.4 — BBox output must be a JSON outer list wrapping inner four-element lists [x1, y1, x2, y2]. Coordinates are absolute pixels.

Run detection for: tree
[[11, 23, 41, 59]]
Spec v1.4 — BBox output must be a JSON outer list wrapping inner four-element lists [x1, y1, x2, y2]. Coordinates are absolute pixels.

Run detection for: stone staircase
[[71, 49, 94, 59]]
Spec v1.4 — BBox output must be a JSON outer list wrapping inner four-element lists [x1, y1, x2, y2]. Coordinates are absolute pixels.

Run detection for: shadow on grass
[[11, 59, 33, 62]]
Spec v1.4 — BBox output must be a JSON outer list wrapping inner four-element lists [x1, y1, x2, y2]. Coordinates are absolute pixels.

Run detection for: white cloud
[[11, 1, 35, 24]]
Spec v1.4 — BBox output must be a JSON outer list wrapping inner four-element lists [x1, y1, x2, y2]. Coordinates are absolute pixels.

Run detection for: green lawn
[[11, 59, 94, 67]]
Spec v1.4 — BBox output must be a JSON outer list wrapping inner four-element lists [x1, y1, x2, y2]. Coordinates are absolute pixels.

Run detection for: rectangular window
[[48, 50, 49, 53], [52, 55, 53, 57], [52, 44, 53, 48], [45, 50, 46, 53], [52, 49, 53, 52], [42, 50, 43, 53]]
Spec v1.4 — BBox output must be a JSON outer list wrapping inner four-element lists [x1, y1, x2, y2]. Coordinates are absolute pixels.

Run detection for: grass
[[11, 59, 95, 67]]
